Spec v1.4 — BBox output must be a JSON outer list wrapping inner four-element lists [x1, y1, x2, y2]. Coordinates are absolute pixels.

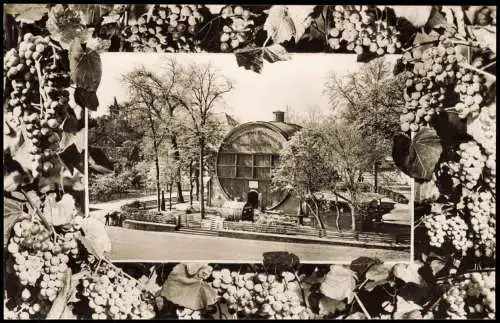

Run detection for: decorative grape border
[[3, 4, 496, 320]]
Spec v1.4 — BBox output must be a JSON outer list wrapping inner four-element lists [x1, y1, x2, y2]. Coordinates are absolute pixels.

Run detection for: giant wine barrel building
[[209, 111, 301, 214]]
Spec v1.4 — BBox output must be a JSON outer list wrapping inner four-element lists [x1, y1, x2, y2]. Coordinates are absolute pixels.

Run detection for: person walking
[[105, 212, 110, 226]]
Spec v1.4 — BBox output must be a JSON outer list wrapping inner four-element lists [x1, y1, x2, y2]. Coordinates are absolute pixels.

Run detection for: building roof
[[266, 121, 302, 140]]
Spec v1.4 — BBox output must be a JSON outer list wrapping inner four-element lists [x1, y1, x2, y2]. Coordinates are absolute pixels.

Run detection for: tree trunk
[[154, 149, 161, 212], [170, 135, 185, 203], [169, 183, 173, 211], [334, 193, 341, 232], [199, 138, 205, 219], [189, 160, 193, 206], [349, 203, 357, 232], [194, 168, 200, 201]]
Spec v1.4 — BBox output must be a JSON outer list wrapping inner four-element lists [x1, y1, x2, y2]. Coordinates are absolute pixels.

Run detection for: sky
[[94, 52, 399, 123]]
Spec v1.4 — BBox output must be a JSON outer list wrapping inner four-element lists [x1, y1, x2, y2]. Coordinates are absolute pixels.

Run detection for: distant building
[[209, 111, 302, 214]]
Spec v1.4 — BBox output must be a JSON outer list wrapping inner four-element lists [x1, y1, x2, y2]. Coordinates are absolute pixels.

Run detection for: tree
[[284, 104, 326, 127], [122, 68, 174, 211], [173, 62, 233, 218], [324, 57, 405, 140], [88, 98, 145, 171], [322, 121, 388, 231], [123, 59, 188, 204], [272, 127, 338, 231]]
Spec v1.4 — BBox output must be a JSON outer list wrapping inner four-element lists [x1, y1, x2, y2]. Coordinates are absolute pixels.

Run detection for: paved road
[[105, 226, 410, 263]]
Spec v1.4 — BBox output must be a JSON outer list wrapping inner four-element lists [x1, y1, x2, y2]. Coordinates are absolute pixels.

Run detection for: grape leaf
[[392, 128, 443, 181], [3, 4, 49, 23], [46, 5, 94, 50], [234, 47, 264, 73], [126, 4, 154, 25], [393, 296, 423, 319], [425, 6, 449, 30], [3, 118, 24, 155], [43, 193, 77, 227], [79, 217, 112, 258], [429, 258, 446, 277], [206, 5, 226, 15], [357, 51, 379, 63], [37, 156, 65, 193], [318, 296, 346, 316], [262, 44, 291, 63], [431, 111, 468, 147], [345, 312, 367, 319], [11, 135, 36, 176], [4, 171, 27, 193], [68, 4, 114, 26], [262, 251, 300, 274], [69, 39, 102, 92], [468, 26, 496, 54], [411, 32, 439, 57], [234, 45, 291, 74], [185, 263, 206, 277], [138, 272, 161, 295], [67, 87, 84, 121], [59, 128, 85, 155], [320, 265, 357, 303], [300, 5, 329, 42], [74, 88, 99, 110], [391, 262, 426, 286], [161, 263, 218, 310], [364, 264, 392, 291], [263, 5, 296, 44], [61, 166, 85, 192], [59, 144, 85, 175], [286, 5, 315, 43], [86, 37, 112, 53], [350, 256, 383, 278], [392, 6, 433, 28], [4, 197, 23, 247]]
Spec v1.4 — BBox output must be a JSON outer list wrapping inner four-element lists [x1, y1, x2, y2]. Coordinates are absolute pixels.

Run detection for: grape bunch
[[457, 190, 496, 258], [209, 269, 316, 319], [467, 102, 496, 192], [400, 42, 465, 133], [453, 68, 489, 119], [175, 307, 203, 320], [440, 271, 495, 319], [3, 288, 51, 320], [423, 204, 471, 255], [326, 6, 402, 55], [121, 5, 207, 53], [8, 217, 53, 286], [80, 264, 155, 319], [445, 141, 486, 190], [3, 33, 71, 179], [218, 6, 258, 52], [40, 252, 69, 301]]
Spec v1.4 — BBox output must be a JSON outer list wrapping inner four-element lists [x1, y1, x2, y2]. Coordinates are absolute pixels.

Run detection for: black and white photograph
[[3, 3, 496, 321], [88, 52, 412, 263]]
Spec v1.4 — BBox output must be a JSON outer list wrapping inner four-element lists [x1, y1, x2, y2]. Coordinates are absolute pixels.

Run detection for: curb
[[121, 219, 410, 251], [217, 229, 410, 251]]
